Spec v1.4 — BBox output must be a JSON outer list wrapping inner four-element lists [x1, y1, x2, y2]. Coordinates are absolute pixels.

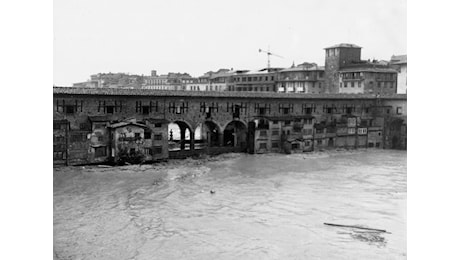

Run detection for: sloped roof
[[53, 86, 407, 100], [325, 43, 361, 49], [108, 122, 149, 129], [339, 67, 398, 73]]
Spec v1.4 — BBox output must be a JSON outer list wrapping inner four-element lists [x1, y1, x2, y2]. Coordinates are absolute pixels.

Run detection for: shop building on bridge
[[53, 87, 406, 165]]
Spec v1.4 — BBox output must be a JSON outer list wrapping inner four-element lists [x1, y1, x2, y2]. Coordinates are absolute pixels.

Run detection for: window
[[130, 148, 136, 154], [144, 148, 153, 155], [94, 146, 107, 157], [154, 134, 162, 140], [154, 146, 163, 154], [282, 108, 290, 114], [285, 120, 291, 125], [106, 106, 114, 114], [397, 107, 402, 115], [144, 131, 151, 139], [292, 143, 300, 149], [260, 130, 267, 137], [273, 120, 279, 124], [142, 106, 150, 115], [376, 142, 380, 148], [259, 143, 267, 149], [272, 142, 279, 148], [259, 108, 266, 115], [351, 82, 355, 88], [70, 133, 87, 142], [317, 139, 323, 145], [368, 142, 374, 148], [65, 105, 74, 114], [386, 108, 390, 114], [135, 133, 141, 139], [154, 123, 162, 128], [327, 108, 333, 114], [272, 130, 279, 136], [346, 107, 353, 114]]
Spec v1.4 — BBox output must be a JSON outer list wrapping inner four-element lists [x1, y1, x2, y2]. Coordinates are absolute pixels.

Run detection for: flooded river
[[54, 149, 406, 260]]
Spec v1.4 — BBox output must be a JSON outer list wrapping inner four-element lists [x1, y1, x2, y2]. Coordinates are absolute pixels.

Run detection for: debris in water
[[324, 223, 387, 233]]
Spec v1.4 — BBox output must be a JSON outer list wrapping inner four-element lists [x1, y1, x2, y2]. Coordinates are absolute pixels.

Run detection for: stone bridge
[[53, 87, 406, 165]]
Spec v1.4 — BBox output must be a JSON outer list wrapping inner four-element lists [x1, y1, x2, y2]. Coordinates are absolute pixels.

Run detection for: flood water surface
[[54, 149, 406, 260]]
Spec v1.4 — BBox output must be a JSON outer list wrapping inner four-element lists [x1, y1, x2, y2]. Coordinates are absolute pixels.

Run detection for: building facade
[[276, 63, 326, 94], [390, 55, 407, 94], [230, 68, 281, 92], [53, 87, 406, 165], [324, 43, 398, 95]]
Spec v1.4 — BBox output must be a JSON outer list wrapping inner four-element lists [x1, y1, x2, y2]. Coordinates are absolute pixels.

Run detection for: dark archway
[[223, 120, 248, 150], [201, 120, 221, 147]]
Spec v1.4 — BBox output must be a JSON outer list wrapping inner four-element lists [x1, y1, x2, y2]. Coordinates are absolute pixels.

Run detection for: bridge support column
[[190, 130, 195, 151], [218, 132, 224, 147], [180, 127, 186, 150]]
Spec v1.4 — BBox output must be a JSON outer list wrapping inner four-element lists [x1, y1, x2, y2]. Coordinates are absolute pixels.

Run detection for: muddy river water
[[54, 149, 406, 260]]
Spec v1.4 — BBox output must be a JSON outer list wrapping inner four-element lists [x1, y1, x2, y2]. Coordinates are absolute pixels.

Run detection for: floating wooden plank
[[324, 223, 387, 233]]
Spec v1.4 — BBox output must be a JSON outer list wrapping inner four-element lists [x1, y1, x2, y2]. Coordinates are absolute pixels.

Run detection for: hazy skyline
[[54, 0, 406, 86]]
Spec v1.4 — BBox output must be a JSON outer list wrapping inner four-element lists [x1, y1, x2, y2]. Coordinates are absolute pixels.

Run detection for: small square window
[[144, 131, 151, 139], [65, 105, 74, 114], [272, 142, 279, 148], [135, 133, 141, 139], [154, 134, 162, 140], [94, 146, 107, 157], [144, 148, 153, 155], [259, 143, 267, 149], [154, 146, 163, 154], [154, 123, 162, 128], [142, 106, 150, 115], [396, 107, 402, 115], [106, 106, 114, 114]]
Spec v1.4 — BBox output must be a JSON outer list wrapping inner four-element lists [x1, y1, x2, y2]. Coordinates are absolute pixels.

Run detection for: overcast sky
[[54, 0, 406, 85]]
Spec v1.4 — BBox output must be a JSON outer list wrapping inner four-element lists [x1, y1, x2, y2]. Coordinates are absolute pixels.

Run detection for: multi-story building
[[231, 68, 282, 92], [324, 43, 398, 95], [143, 70, 169, 90], [390, 55, 407, 94], [209, 69, 235, 91], [338, 66, 398, 95], [276, 62, 325, 93], [82, 73, 144, 89]]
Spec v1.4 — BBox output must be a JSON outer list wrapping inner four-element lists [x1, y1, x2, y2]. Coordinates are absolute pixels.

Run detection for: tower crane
[[258, 47, 284, 69]]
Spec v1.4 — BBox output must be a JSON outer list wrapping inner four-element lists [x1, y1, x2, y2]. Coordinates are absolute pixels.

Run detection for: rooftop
[[325, 43, 362, 49], [338, 67, 398, 73], [390, 55, 407, 65], [53, 86, 407, 100]]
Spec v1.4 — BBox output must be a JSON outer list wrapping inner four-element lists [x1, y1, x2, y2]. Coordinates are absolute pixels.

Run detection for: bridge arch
[[168, 120, 194, 151], [223, 120, 248, 149]]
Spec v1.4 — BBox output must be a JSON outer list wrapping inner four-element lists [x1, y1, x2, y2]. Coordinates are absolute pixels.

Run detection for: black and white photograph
[[50, 0, 410, 259]]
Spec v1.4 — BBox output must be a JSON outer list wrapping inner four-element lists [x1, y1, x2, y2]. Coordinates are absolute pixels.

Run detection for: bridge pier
[[190, 130, 195, 150], [180, 127, 186, 150]]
